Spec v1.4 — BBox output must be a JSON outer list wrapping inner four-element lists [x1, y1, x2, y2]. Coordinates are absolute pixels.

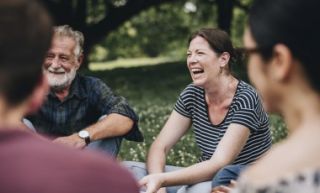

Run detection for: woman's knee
[[122, 161, 147, 180], [212, 164, 246, 188]]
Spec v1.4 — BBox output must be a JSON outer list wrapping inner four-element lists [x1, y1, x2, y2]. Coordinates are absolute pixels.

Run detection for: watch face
[[79, 130, 89, 138]]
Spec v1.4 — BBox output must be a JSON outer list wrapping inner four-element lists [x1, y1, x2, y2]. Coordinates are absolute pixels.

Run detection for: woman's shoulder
[[237, 136, 320, 189], [234, 168, 320, 193], [233, 80, 261, 108], [236, 80, 259, 98]]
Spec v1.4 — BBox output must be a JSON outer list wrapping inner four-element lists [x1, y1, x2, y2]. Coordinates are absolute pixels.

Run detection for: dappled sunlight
[[90, 57, 182, 71]]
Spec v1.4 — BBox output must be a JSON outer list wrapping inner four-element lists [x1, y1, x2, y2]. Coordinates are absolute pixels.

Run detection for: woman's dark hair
[[249, 0, 320, 92], [188, 28, 242, 74]]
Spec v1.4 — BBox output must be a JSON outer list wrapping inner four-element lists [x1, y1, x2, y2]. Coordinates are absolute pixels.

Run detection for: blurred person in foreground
[[25, 25, 143, 156], [125, 28, 272, 193], [0, 0, 138, 192], [214, 0, 320, 192]]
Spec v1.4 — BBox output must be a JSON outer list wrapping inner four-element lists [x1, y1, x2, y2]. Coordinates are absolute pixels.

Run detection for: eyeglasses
[[238, 47, 262, 56], [237, 46, 273, 58], [236, 46, 274, 68]]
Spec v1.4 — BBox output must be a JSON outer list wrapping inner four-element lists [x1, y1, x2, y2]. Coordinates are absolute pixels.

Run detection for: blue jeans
[[22, 118, 122, 157], [87, 136, 122, 157], [211, 164, 247, 188]]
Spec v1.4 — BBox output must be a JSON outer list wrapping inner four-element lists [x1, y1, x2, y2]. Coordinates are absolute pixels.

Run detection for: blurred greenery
[[84, 60, 287, 167], [89, 1, 249, 62]]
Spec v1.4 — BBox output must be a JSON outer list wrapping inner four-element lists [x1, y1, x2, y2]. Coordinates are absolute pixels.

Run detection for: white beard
[[44, 67, 77, 91]]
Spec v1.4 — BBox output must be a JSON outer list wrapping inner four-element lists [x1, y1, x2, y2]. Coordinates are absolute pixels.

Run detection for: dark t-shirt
[[0, 129, 139, 193]]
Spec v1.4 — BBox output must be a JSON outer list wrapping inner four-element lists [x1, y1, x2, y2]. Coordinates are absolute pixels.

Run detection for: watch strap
[[84, 136, 90, 145]]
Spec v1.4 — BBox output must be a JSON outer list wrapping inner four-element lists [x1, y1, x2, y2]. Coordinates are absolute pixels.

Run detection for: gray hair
[[53, 25, 84, 57]]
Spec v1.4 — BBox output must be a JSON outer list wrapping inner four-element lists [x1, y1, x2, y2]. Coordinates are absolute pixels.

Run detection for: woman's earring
[[219, 66, 223, 74]]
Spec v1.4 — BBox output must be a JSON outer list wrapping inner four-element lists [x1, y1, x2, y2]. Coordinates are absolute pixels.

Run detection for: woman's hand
[[156, 188, 167, 193], [211, 180, 237, 193], [212, 185, 232, 193], [139, 173, 165, 193]]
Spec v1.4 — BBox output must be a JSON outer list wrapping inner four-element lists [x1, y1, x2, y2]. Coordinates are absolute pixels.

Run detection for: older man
[[26, 25, 142, 156]]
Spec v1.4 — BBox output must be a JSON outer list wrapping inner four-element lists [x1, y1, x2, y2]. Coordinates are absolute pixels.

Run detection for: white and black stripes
[[174, 81, 272, 164]]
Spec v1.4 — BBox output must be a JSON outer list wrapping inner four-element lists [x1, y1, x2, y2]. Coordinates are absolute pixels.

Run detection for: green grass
[[84, 60, 287, 166]]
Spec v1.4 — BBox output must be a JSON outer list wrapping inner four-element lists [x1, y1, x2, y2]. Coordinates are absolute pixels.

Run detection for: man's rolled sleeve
[[95, 80, 143, 142]]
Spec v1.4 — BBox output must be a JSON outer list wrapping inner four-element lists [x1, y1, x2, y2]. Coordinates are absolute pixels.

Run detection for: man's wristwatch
[[78, 130, 90, 145]]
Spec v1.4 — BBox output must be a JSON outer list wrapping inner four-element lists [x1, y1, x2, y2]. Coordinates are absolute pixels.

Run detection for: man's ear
[[75, 53, 84, 70], [270, 44, 293, 82], [27, 75, 49, 114]]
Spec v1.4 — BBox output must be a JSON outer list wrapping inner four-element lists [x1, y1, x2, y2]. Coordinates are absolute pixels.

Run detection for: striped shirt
[[174, 80, 272, 163]]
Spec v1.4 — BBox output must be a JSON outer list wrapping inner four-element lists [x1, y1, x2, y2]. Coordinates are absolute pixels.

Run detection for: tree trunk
[[216, 0, 234, 34]]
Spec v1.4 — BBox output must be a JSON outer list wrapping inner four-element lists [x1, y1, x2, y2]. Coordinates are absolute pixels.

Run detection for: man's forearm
[[85, 113, 134, 142]]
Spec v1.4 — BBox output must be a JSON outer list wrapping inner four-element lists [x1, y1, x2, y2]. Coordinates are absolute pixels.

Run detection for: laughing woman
[[126, 28, 272, 193]]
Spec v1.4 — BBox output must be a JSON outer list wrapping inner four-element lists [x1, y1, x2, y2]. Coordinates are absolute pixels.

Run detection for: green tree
[[41, 0, 252, 67], [94, 1, 251, 61]]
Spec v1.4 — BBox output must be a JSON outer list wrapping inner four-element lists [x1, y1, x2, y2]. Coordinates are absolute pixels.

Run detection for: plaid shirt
[[27, 74, 143, 142]]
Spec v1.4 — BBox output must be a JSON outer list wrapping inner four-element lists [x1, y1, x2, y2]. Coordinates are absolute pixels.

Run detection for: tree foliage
[[41, 0, 252, 67], [98, 2, 206, 60]]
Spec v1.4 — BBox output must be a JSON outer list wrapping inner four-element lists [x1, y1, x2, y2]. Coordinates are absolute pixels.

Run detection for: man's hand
[[139, 173, 165, 193], [53, 133, 86, 149]]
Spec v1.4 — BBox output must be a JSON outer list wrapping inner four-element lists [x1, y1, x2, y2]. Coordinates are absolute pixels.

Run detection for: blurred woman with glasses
[[227, 0, 320, 192]]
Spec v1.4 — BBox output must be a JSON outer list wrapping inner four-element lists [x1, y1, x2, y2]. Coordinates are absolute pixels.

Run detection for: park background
[[42, 0, 287, 166]]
